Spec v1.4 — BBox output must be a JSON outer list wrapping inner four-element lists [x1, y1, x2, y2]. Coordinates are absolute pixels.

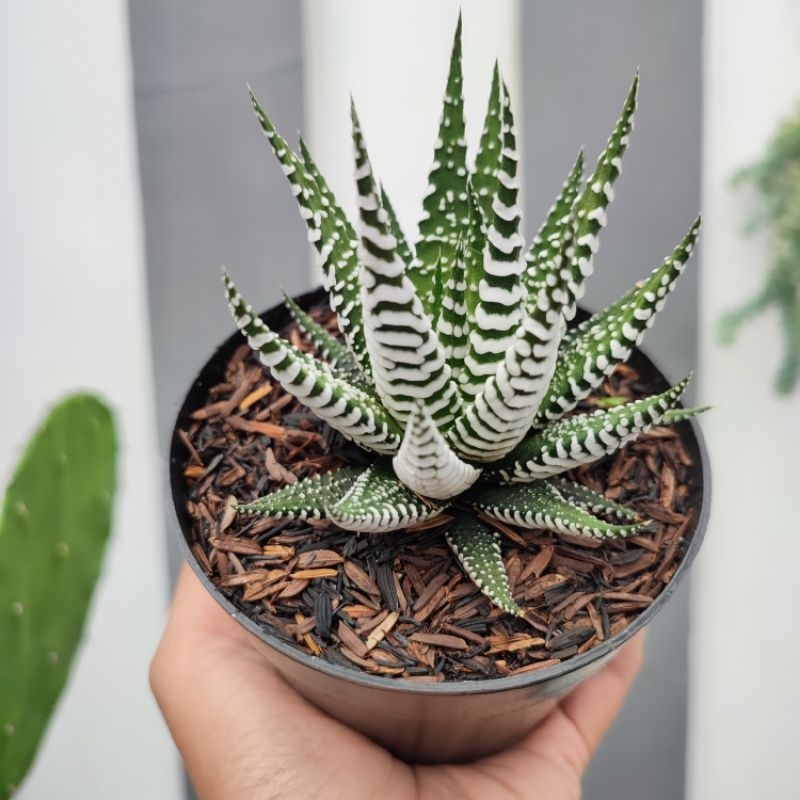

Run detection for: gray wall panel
[[129, 2, 306, 585], [521, 3, 702, 799]]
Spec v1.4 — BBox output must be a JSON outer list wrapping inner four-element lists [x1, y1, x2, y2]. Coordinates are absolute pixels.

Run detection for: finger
[[558, 631, 646, 760], [150, 564, 397, 799], [521, 632, 646, 778], [419, 634, 646, 799]]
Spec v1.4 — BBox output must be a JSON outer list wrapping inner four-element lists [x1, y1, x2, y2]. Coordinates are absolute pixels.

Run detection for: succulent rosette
[[223, 18, 705, 615]]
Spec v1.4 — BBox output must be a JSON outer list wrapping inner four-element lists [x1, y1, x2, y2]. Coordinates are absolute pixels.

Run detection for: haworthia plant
[[0, 395, 116, 799], [229, 19, 705, 616]]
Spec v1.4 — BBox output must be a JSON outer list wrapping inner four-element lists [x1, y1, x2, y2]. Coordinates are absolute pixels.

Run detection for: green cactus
[[0, 394, 116, 799], [226, 17, 706, 617]]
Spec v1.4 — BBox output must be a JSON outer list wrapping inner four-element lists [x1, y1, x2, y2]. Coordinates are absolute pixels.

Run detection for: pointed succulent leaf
[[524, 149, 585, 298], [412, 14, 469, 307], [237, 469, 360, 520], [449, 182, 571, 460], [660, 405, 711, 426], [328, 459, 444, 533], [249, 91, 370, 375], [460, 81, 527, 399], [447, 309, 565, 462], [463, 182, 488, 317], [445, 513, 522, 616], [563, 74, 639, 321], [437, 239, 470, 376], [486, 375, 694, 482], [224, 271, 402, 454], [379, 184, 413, 267], [471, 62, 503, 224], [281, 291, 360, 377], [351, 101, 461, 429], [297, 134, 355, 241], [392, 402, 481, 500], [468, 482, 647, 538], [539, 217, 701, 421], [546, 477, 641, 522]]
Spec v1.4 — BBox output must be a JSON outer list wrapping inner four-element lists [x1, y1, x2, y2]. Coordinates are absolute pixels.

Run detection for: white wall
[[302, 0, 521, 247], [689, 2, 800, 797], [0, 2, 181, 797]]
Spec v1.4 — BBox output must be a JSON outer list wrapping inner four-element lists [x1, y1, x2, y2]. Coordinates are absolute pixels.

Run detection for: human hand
[[151, 564, 645, 800]]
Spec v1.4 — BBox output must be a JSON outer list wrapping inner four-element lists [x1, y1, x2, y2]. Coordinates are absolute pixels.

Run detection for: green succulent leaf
[[379, 184, 413, 268], [351, 101, 461, 430], [445, 513, 522, 616], [469, 481, 647, 538], [237, 469, 360, 520], [412, 14, 469, 308], [328, 459, 444, 532], [487, 374, 698, 482], [224, 271, 402, 454], [281, 291, 360, 378], [460, 80, 526, 400], [471, 62, 503, 225], [249, 92, 370, 377], [525, 149, 585, 300], [437, 238, 470, 376], [393, 401, 481, 500], [564, 74, 639, 321], [545, 477, 641, 522], [462, 183, 488, 317], [448, 216, 571, 460], [660, 405, 712, 426], [538, 217, 701, 421]]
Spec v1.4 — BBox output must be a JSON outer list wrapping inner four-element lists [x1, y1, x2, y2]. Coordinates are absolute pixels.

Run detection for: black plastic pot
[[170, 287, 710, 765]]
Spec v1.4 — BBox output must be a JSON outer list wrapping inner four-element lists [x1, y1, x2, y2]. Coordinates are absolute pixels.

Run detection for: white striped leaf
[[236, 469, 359, 520], [471, 62, 503, 226], [379, 184, 413, 268], [469, 482, 647, 538], [538, 218, 701, 422], [249, 91, 370, 376], [328, 459, 444, 533], [281, 291, 360, 378], [392, 402, 481, 500], [460, 81, 526, 399], [351, 101, 461, 429], [412, 14, 469, 309], [524, 149, 584, 302], [546, 477, 641, 522], [224, 271, 402, 454], [563, 74, 639, 321], [486, 375, 697, 482]]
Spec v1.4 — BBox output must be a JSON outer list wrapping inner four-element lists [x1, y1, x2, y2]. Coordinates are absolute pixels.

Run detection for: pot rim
[[170, 287, 711, 696]]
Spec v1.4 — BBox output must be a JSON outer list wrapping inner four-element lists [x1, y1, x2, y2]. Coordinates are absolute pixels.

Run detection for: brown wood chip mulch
[[177, 304, 700, 683]]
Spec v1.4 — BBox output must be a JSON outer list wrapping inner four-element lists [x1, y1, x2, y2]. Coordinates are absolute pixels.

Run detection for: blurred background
[[1, 1, 797, 797]]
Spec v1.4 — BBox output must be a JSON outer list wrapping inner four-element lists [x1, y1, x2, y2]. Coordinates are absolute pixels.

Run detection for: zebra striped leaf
[[351, 101, 461, 430], [538, 217, 701, 421], [412, 14, 469, 308], [487, 375, 697, 483], [469, 481, 647, 538]]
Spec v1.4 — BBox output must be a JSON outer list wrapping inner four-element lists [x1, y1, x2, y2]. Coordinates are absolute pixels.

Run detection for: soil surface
[[176, 304, 700, 683]]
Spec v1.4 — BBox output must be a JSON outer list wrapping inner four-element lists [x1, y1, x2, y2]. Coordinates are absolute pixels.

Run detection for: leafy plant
[[719, 104, 800, 394], [223, 18, 705, 615], [0, 395, 116, 799]]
